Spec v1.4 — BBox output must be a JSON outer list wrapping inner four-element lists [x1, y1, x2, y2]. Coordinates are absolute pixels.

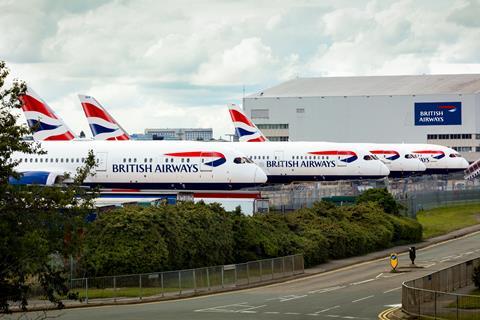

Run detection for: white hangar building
[[243, 74, 480, 162]]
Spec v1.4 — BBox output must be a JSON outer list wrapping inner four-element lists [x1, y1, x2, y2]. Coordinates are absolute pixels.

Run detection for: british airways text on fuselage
[[112, 163, 199, 173], [266, 160, 336, 168]]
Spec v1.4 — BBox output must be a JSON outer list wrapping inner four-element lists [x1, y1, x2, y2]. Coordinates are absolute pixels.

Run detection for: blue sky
[[2, 0, 480, 138]]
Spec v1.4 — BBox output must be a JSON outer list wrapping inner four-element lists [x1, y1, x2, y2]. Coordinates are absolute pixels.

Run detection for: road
[[26, 231, 480, 320]]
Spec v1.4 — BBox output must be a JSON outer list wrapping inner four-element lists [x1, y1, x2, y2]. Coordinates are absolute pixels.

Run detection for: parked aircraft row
[[11, 87, 468, 192]]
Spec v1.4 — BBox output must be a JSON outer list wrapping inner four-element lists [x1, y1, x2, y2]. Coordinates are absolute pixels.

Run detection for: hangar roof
[[247, 74, 480, 98]]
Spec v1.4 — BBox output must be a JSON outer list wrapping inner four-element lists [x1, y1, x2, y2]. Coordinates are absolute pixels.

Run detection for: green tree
[[356, 188, 403, 215], [0, 61, 97, 313]]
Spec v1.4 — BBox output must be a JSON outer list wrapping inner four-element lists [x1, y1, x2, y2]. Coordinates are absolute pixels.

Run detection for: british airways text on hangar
[[414, 102, 462, 126]]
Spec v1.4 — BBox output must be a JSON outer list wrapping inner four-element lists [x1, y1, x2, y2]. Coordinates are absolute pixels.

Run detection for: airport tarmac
[[23, 231, 480, 320]]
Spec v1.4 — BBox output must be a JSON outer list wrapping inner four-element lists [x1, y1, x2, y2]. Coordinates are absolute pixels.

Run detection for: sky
[[1, 0, 480, 139]]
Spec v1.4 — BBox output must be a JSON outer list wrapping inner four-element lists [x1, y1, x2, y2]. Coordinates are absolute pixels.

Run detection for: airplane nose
[[418, 161, 427, 171], [459, 158, 469, 169], [380, 162, 390, 177], [254, 167, 268, 184]]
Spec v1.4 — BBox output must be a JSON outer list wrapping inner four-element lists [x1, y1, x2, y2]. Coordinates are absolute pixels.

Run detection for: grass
[[447, 289, 480, 309], [416, 203, 480, 239]]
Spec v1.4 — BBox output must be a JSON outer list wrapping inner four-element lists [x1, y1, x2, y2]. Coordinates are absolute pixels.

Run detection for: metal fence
[[69, 254, 304, 304], [402, 257, 480, 319], [257, 173, 480, 217]]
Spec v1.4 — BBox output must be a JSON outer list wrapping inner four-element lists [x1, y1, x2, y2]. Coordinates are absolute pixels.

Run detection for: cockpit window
[[363, 155, 375, 160], [234, 157, 253, 164], [405, 154, 414, 159], [449, 153, 461, 158]]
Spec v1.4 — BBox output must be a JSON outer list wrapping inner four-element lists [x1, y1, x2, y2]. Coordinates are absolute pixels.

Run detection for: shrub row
[[81, 200, 422, 276]]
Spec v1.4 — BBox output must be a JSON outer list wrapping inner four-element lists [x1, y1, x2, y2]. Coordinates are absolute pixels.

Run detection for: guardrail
[[402, 257, 480, 319], [69, 254, 304, 304]]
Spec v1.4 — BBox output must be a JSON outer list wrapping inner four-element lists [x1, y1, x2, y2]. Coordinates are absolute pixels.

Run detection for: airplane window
[[76, 158, 79, 163], [30, 158, 33, 163], [186, 158, 190, 163], [55, 158, 58, 163], [144, 158, 147, 162], [81, 158, 85, 162], [66, 158, 69, 163], [60, 159, 64, 163], [234, 157, 242, 164], [128, 158, 131, 162], [123, 158, 126, 163], [449, 153, 460, 158], [262, 156, 265, 160], [34, 158, 38, 163], [149, 158, 153, 162], [71, 158, 74, 163], [134, 158, 137, 163], [40, 159, 43, 163], [363, 155, 374, 160]]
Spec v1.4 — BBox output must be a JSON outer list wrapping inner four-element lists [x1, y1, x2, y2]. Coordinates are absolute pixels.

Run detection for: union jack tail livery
[[228, 104, 268, 142], [20, 87, 75, 141], [79, 95, 130, 141]]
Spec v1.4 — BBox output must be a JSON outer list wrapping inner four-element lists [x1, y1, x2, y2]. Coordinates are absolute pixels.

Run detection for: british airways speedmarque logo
[[413, 150, 445, 160], [371, 150, 400, 161], [165, 151, 227, 167], [308, 150, 358, 163]]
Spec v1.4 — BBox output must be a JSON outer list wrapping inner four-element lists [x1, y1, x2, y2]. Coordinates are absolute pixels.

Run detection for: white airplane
[[10, 140, 267, 190], [77, 95, 391, 182], [465, 159, 480, 180], [228, 104, 468, 176]]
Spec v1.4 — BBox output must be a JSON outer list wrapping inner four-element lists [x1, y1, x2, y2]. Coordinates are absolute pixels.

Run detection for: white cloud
[[3, 0, 480, 137]]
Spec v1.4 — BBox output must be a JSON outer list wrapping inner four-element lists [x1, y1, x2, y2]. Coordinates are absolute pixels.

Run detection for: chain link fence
[[258, 173, 480, 217], [68, 254, 304, 304], [402, 257, 480, 319]]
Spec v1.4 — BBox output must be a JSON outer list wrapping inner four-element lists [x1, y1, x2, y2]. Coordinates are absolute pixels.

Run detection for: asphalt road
[[23, 231, 480, 320]]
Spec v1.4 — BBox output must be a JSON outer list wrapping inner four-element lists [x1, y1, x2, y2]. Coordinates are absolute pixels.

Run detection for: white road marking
[[465, 251, 474, 255], [266, 294, 308, 302], [351, 278, 375, 285], [383, 287, 401, 294], [423, 263, 436, 268], [285, 312, 301, 315], [352, 295, 374, 303], [385, 303, 402, 308], [327, 315, 340, 318], [309, 285, 346, 294], [315, 305, 340, 313], [375, 273, 383, 279], [195, 302, 266, 313], [264, 311, 280, 314]]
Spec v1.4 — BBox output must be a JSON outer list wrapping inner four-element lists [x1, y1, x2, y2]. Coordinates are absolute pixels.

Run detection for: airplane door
[[200, 152, 213, 172], [274, 151, 284, 161], [336, 156, 347, 167], [95, 152, 108, 172]]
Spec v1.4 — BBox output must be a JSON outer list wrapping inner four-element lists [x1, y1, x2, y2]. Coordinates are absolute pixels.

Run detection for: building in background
[[131, 128, 213, 141], [243, 74, 480, 161]]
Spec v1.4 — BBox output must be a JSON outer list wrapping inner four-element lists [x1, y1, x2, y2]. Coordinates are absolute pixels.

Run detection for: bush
[[356, 188, 403, 215]]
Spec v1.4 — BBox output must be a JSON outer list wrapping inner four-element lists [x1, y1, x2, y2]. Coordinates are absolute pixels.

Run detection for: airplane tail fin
[[228, 104, 267, 142], [78, 95, 130, 141], [19, 87, 76, 141]]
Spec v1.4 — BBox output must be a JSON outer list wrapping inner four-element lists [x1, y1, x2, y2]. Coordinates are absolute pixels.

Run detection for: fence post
[[193, 269, 196, 294], [113, 276, 116, 302], [247, 263, 250, 285], [206, 268, 210, 291], [221, 266, 224, 289], [85, 277, 89, 304], [179, 271, 182, 295], [234, 265, 237, 286], [139, 274, 142, 300], [434, 291, 436, 319], [259, 260, 263, 282], [456, 295, 459, 320], [271, 259, 274, 280], [161, 272, 164, 297], [282, 257, 285, 276], [292, 256, 295, 275]]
